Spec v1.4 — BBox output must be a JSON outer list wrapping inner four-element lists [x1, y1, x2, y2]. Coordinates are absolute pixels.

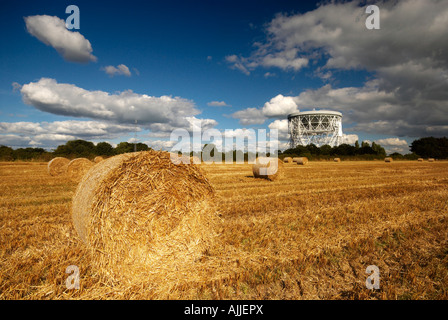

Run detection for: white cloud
[[24, 15, 97, 63], [0, 120, 140, 149], [227, 0, 448, 137], [102, 64, 132, 77], [268, 119, 289, 141], [19, 78, 216, 132], [231, 108, 266, 125], [342, 134, 359, 145], [375, 137, 410, 154], [207, 101, 231, 107], [262, 94, 298, 118], [0, 134, 32, 148], [232, 94, 298, 125]]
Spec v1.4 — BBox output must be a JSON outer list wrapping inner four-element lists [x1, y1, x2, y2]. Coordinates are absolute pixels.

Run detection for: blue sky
[[1, 0, 448, 154]]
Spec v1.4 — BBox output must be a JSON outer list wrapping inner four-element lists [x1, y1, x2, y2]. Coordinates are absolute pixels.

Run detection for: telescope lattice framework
[[288, 110, 343, 148]]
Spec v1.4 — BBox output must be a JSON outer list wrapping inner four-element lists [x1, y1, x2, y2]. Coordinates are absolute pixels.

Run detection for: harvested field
[[0, 160, 447, 300]]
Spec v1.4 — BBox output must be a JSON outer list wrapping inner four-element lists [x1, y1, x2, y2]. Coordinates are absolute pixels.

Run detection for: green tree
[[410, 137, 448, 159], [0, 145, 14, 161], [95, 142, 115, 156], [115, 142, 150, 154], [53, 139, 96, 158]]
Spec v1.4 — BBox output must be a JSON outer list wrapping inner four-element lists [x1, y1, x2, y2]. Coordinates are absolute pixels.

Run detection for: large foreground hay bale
[[47, 157, 70, 176], [67, 158, 94, 182], [295, 157, 308, 165], [252, 157, 284, 181], [71, 150, 217, 284], [94, 156, 104, 163], [384, 157, 393, 162], [283, 157, 293, 163]]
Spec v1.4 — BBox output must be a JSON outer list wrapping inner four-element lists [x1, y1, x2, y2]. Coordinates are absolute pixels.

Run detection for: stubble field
[[0, 160, 447, 299]]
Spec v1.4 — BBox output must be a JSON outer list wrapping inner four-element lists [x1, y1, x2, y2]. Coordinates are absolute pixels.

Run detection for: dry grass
[[0, 160, 447, 300]]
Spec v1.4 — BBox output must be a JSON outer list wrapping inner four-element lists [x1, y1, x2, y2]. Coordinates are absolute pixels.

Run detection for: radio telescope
[[287, 110, 343, 148]]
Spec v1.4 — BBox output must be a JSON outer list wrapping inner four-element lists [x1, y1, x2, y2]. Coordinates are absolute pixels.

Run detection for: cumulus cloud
[[102, 64, 132, 77], [342, 134, 359, 145], [19, 78, 216, 133], [0, 120, 139, 149], [375, 137, 410, 154], [24, 15, 97, 63], [143, 139, 177, 151], [207, 101, 231, 107], [228, 0, 448, 137], [232, 94, 298, 125]]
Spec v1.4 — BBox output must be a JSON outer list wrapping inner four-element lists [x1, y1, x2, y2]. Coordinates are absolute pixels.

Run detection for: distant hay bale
[[384, 157, 393, 162], [252, 157, 284, 181], [428, 158, 435, 162], [94, 156, 104, 163], [418, 158, 424, 162], [333, 158, 341, 162], [283, 157, 293, 163], [71, 150, 217, 284], [295, 157, 309, 165], [47, 157, 70, 176], [67, 158, 94, 182]]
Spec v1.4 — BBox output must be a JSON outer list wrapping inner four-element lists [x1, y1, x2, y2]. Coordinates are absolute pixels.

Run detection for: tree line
[[0, 140, 150, 161], [0, 136, 447, 161]]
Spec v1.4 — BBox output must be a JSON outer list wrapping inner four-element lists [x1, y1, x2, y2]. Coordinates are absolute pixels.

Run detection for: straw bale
[[94, 156, 104, 163], [333, 158, 341, 162], [418, 158, 424, 162], [252, 157, 284, 181], [47, 157, 70, 176], [67, 158, 94, 182], [384, 157, 393, 162], [71, 150, 217, 285], [283, 157, 293, 163], [294, 157, 308, 165], [428, 158, 435, 162]]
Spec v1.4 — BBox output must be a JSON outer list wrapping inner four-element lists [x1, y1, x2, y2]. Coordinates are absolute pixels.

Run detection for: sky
[[1, 0, 448, 155]]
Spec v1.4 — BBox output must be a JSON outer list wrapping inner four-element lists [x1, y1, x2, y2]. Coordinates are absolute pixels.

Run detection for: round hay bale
[[94, 156, 104, 163], [333, 158, 341, 162], [47, 157, 70, 176], [71, 150, 217, 284], [283, 157, 293, 163], [428, 158, 435, 162], [384, 157, 393, 162], [252, 157, 284, 181], [418, 158, 424, 162], [295, 157, 309, 165], [67, 158, 94, 182]]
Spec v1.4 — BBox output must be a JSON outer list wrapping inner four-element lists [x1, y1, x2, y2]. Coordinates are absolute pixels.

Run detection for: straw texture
[[67, 158, 94, 182], [71, 150, 218, 285], [47, 157, 70, 176]]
